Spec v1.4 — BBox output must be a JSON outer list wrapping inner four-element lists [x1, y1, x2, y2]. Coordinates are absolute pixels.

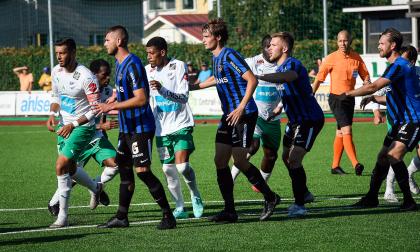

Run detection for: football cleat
[[97, 216, 129, 228], [383, 192, 399, 203], [173, 208, 189, 219], [288, 204, 307, 217], [352, 196, 379, 208], [208, 210, 238, 223], [260, 194, 281, 221], [89, 182, 104, 210], [409, 178, 420, 195], [355, 163, 364, 176], [400, 200, 418, 212], [331, 167, 346, 175], [49, 218, 69, 228], [191, 196, 204, 218], [157, 213, 176, 230], [48, 202, 60, 217]]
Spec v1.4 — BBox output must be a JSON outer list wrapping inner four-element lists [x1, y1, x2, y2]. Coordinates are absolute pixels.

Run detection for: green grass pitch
[[0, 122, 419, 251]]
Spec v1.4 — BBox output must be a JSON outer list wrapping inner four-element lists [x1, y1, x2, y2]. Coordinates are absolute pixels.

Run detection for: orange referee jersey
[[316, 50, 369, 95]]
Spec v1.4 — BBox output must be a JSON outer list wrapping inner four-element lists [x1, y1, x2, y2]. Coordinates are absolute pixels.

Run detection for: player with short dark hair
[[95, 25, 176, 229], [46, 37, 104, 228], [346, 28, 419, 211], [193, 18, 280, 223], [145, 36, 204, 219], [256, 31, 325, 217]]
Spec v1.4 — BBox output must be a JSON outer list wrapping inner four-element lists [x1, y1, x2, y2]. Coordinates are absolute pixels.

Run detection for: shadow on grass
[[0, 232, 107, 246]]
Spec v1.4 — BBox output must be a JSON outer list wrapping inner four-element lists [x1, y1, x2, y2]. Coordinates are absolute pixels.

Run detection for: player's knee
[[214, 156, 227, 169], [176, 162, 189, 175], [121, 180, 135, 192], [248, 139, 260, 156], [103, 158, 117, 168], [386, 151, 402, 163], [288, 157, 302, 169]]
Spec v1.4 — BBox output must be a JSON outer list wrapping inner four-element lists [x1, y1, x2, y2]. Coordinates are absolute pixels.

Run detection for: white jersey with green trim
[[51, 64, 100, 127], [146, 58, 194, 136], [246, 54, 282, 121]]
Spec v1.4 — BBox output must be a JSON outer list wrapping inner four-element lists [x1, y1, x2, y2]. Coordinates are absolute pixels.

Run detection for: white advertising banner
[[0, 93, 16, 115], [189, 87, 223, 116], [15, 92, 53, 116]]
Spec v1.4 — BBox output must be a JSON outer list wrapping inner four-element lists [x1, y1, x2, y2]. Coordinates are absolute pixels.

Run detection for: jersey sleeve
[[226, 50, 250, 76], [245, 57, 256, 74], [316, 56, 331, 82], [159, 62, 189, 104], [83, 76, 100, 107], [128, 63, 148, 91], [382, 63, 404, 82], [51, 69, 59, 104]]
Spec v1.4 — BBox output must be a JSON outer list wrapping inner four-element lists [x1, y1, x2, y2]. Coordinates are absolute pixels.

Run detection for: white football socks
[[162, 163, 184, 209], [385, 166, 396, 195], [231, 165, 241, 181], [57, 174, 71, 221], [177, 162, 201, 199], [95, 166, 118, 184], [72, 166, 98, 192], [260, 170, 272, 182]]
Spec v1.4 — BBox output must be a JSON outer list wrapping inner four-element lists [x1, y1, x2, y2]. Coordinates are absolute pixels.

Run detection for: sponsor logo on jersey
[[216, 77, 229, 84], [229, 60, 242, 74], [218, 65, 223, 72], [73, 71, 80, 80], [169, 63, 176, 70], [88, 82, 97, 93]]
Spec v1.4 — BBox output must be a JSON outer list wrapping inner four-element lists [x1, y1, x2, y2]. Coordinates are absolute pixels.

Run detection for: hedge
[[0, 39, 361, 91]]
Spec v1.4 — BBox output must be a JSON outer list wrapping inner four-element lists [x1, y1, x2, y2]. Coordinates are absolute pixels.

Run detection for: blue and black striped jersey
[[382, 57, 420, 124], [276, 57, 324, 124], [212, 47, 257, 115], [115, 53, 155, 133]]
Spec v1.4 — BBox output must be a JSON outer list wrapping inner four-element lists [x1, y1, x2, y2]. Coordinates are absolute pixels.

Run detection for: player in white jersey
[[230, 35, 284, 190], [46, 38, 102, 228], [47, 59, 119, 216], [362, 45, 420, 203], [145, 37, 204, 219]]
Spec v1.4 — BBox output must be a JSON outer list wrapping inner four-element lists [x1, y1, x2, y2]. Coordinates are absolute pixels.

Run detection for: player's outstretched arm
[[256, 71, 298, 84], [189, 76, 216, 91], [346, 77, 390, 97]]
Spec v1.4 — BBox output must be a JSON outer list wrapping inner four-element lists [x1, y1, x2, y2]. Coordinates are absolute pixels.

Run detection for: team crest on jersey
[[169, 63, 176, 70], [118, 73, 123, 81], [73, 71, 80, 80], [218, 65, 223, 72], [257, 59, 264, 65], [88, 82, 97, 93]]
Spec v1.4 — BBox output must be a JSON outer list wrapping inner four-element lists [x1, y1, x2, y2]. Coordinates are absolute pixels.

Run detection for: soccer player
[[312, 30, 370, 176], [46, 38, 103, 228], [345, 28, 419, 211], [256, 32, 324, 217], [230, 35, 283, 191], [361, 45, 420, 202], [47, 59, 119, 216], [95, 25, 176, 229], [145, 36, 204, 219], [192, 18, 280, 223]]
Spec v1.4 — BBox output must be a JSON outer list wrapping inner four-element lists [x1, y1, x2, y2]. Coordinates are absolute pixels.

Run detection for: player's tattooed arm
[[256, 71, 298, 84]]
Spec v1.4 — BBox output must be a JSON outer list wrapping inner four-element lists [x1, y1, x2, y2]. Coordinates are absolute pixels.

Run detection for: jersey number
[[132, 142, 139, 154]]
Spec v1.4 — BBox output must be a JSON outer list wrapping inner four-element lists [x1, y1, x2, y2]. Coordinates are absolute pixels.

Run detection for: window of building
[[149, 0, 175, 11], [367, 17, 411, 54], [89, 34, 104, 46], [183, 0, 195, 9]]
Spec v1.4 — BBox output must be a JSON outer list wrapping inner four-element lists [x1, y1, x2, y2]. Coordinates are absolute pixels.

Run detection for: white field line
[[2, 196, 419, 212], [0, 196, 419, 236]]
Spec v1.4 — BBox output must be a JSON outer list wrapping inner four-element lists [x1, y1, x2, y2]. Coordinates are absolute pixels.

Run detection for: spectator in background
[[13, 66, 33, 92], [308, 59, 322, 78], [195, 62, 212, 84], [38, 66, 52, 91], [187, 61, 198, 85]]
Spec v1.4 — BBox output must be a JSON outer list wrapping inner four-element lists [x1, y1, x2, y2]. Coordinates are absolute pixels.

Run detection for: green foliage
[[0, 39, 361, 91]]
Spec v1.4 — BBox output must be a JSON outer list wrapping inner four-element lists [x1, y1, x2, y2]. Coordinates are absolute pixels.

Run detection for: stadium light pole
[[323, 0, 328, 57], [48, 0, 54, 70]]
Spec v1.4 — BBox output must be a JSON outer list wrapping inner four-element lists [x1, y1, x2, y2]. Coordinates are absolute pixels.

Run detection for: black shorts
[[116, 132, 154, 168], [215, 112, 257, 148], [383, 123, 420, 152], [328, 93, 355, 129], [283, 120, 324, 151]]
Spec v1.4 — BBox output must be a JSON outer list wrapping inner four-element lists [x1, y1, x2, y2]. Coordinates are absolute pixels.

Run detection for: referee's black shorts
[[328, 93, 355, 129]]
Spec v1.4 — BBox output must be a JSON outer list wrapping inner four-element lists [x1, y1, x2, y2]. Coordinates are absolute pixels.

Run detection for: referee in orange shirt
[[312, 30, 370, 176]]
